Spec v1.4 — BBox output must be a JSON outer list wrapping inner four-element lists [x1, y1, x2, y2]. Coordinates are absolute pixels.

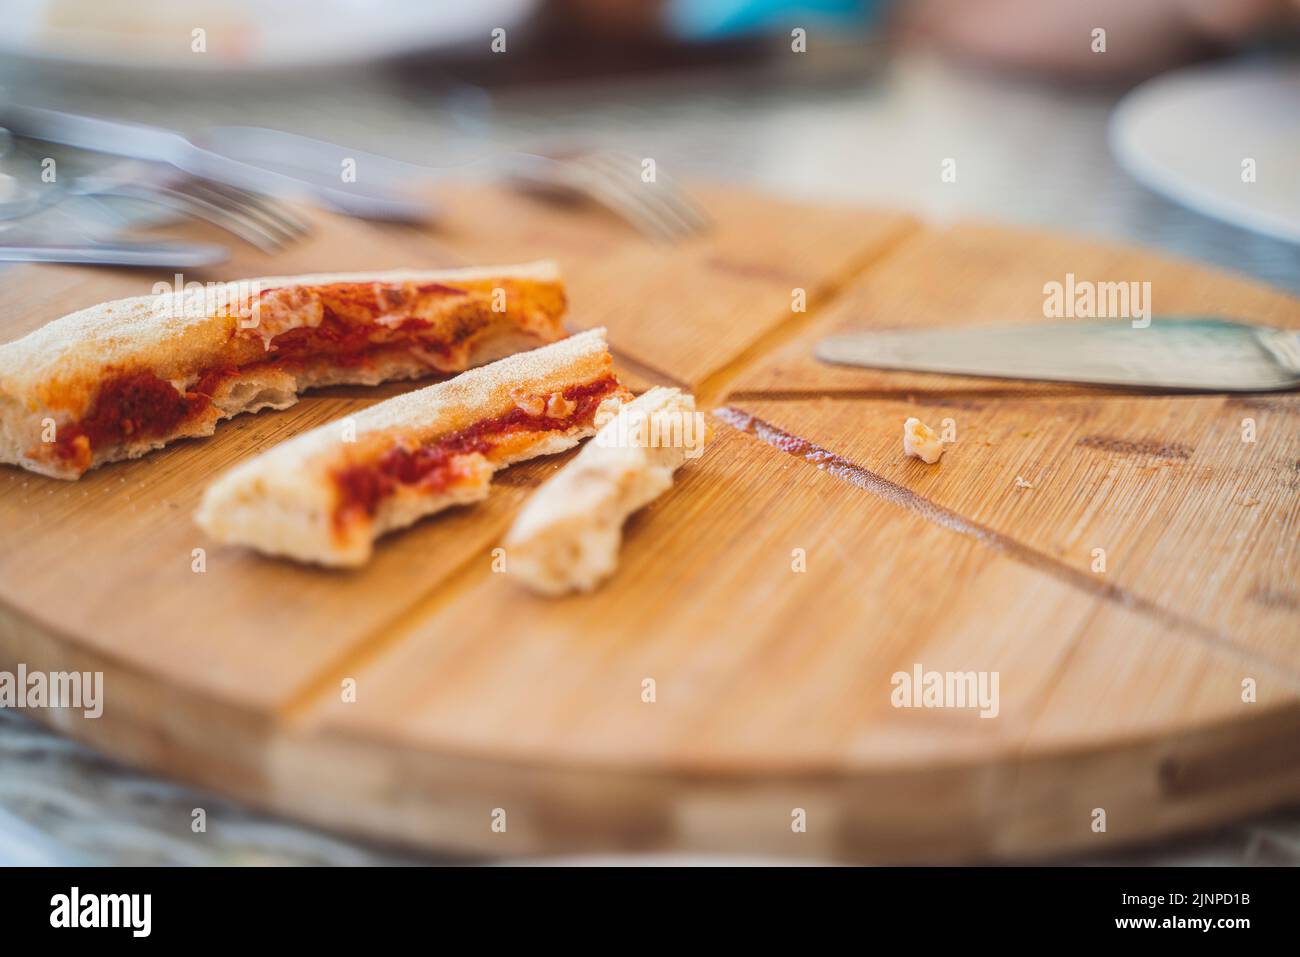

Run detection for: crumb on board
[[903, 417, 945, 464]]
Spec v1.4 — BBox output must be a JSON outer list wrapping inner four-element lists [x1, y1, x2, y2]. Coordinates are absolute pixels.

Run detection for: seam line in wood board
[[608, 346, 689, 391], [714, 405, 1300, 687], [274, 531, 504, 726], [724, 386, 1253, 403], [693, 218, 924, 407]]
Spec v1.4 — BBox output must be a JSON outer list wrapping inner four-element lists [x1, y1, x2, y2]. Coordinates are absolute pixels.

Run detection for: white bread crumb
[[903, 417, 945, 464], [505, 387, 705, 595]]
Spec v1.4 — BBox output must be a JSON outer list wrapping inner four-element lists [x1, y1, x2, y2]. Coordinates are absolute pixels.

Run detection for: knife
[[0, 104, 434, 222], [816, 318, 1300, 392], [0, 239, 228, 267]]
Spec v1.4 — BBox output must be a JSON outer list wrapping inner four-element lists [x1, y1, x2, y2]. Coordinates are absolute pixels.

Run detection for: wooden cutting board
[[1, 185, 1298, 863]]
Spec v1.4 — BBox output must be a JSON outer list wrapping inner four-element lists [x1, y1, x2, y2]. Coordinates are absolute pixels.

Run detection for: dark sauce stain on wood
[[1076, 435, 1193, 459], [712, 405, 1271, 661], [1227, 396, 1300, 416]]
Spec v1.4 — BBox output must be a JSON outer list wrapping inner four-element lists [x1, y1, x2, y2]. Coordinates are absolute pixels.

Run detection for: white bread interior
[[195, 328, 624, 568], [0, 261, 564, 479], [504, 386, 704, 595]]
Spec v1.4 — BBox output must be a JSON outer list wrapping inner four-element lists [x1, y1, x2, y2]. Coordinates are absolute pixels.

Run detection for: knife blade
[[815, 318, 1300, 392], [0, 239, 228, 267], [0, 104, 434, 223]]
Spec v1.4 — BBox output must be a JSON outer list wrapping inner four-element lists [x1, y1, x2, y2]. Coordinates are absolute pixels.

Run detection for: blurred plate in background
[[1109, 60, 1300, 246], [0, 0, 539, 75]]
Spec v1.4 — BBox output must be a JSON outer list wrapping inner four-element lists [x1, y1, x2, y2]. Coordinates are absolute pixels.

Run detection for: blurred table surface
[[1, 48, 1298, 865]]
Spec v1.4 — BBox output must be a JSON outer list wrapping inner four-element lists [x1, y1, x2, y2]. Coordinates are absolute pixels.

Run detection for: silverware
[[0, 126, 47, 221], [1, 105, 710, 241], [185, 124, 437, 222], [1, 122, 306, 253], [0, 237, 228, 267], [214, 132, 710, 241], [0, 157, 233, 265], [0, 104, 432, 222], [501, 148, 710, 243], [816, 318, 1300, 391], [65, 161, 310, 252]]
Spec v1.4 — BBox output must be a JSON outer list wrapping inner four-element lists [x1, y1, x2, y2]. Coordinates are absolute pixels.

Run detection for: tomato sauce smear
[[49, 282, 494, 468], [255, 279, 469, 369], [53, 367, 237, 467], [331, 375, 621, 528]]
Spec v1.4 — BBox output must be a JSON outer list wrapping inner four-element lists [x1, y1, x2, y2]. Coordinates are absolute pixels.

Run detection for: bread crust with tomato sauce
[[195, 328, 629, 567], [0, 261, 567, 479]]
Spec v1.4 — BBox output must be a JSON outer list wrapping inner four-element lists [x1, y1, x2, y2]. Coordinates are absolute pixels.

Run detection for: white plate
[[0, 0, 537, 75], [1109, 61, 1300, 245]]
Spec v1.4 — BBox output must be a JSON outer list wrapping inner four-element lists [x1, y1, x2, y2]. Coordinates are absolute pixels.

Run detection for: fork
[[3, 106, 707, 242], [196, 130, 710, 242], [499, 147, 710, 243], [60, 161, 311, 253], [182, 125, 709, 242]]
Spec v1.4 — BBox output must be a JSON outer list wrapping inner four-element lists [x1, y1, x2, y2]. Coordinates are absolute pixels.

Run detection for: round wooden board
[[1, 190, 1298, 862]]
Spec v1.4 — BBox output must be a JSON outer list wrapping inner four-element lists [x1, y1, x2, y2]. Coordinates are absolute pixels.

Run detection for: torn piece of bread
[[0, 261, 566, 479], [504, 386, 706, 595], [195, 328, 629, 568], [903, 417, 945, 464]]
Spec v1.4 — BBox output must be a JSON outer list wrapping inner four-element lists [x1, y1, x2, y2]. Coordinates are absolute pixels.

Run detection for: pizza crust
[[195, 328, 627, 567], [504, 386, 705, 595], [0, 261, 566, 479]]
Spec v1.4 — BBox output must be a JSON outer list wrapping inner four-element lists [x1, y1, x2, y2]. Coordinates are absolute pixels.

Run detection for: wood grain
[[0, 186, 1297, 862], [422, 184, 920, 388], [727, 394, 1300, 668], [274, 424, 1300, 860]]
